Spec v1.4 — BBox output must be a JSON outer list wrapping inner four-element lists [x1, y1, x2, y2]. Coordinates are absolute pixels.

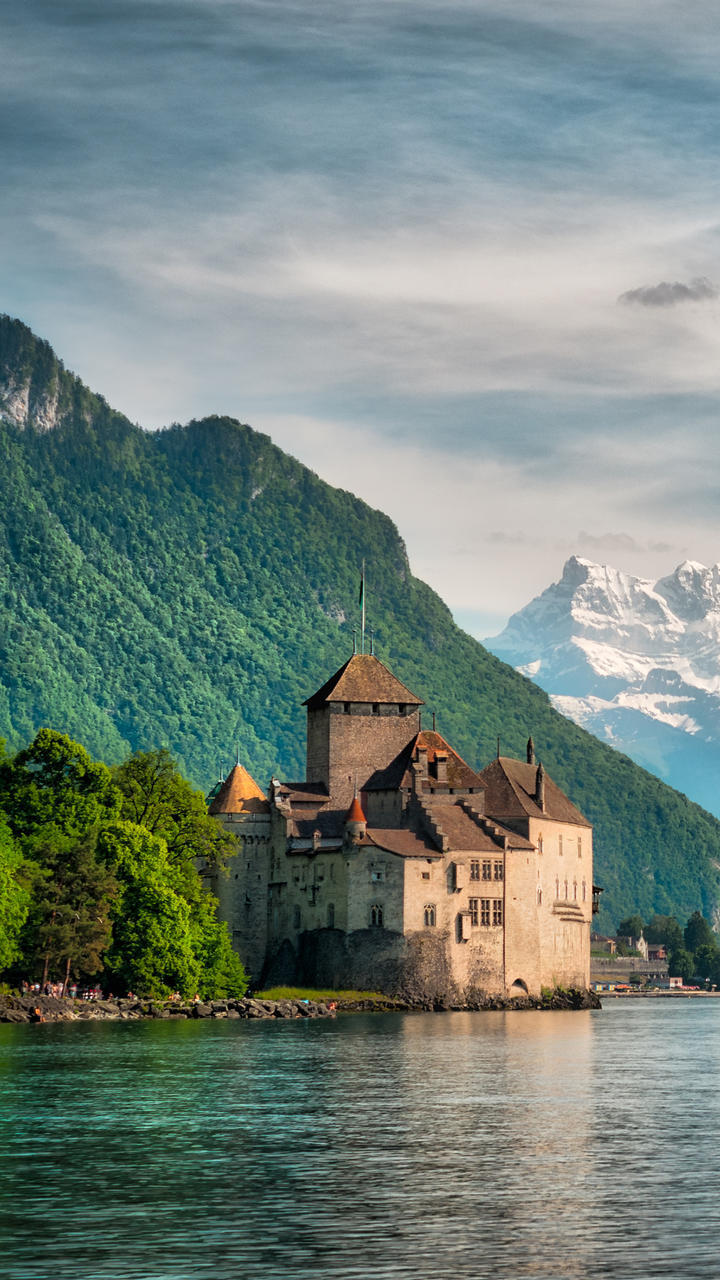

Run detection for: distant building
[[208, 651, 596, 1000]]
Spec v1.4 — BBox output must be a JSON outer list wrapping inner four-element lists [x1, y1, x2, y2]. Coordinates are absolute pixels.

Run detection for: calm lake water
[[1, 1001, 718, 1280]]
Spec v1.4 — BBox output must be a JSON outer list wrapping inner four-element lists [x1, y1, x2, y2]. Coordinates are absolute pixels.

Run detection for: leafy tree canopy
[[684, 910, 716, 955], [617, 914, 644, 939], [0, 819, 31, 972]]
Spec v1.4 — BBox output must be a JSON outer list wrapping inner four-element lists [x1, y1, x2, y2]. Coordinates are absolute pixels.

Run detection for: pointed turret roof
[[345, 794, 367, 824], [208, 763, 270, 815], [304, 653, 423, 709]]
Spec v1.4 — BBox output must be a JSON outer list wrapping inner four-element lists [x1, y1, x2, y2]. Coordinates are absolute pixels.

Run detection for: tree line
[[0, 729, 248, 998], [616, 911, 720, 986]]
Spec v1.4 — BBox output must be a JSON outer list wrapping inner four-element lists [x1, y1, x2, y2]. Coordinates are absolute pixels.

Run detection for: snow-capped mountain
[[486, 556, 720, 817]]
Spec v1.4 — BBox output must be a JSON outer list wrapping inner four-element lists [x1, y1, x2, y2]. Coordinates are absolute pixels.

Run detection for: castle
[[207, 650, 596, 1000]]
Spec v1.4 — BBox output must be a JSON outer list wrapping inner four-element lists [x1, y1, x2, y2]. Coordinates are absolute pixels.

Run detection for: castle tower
[[304, 653, 423, 808], [208, 761, 271, 982]]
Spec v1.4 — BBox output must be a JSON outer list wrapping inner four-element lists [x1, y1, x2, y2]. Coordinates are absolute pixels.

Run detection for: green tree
[[0, 819, 31, 973], [669, 947, 695, 984], [684, 911, 716, 955], [112, 749, 233, 874], [21, 826, 117, 987], [693, 943, 719, 983], [0, 729, 120, 840], [644, 915, 684, 952], [100, 820, 200, 997], [617, 914, 644, 939]]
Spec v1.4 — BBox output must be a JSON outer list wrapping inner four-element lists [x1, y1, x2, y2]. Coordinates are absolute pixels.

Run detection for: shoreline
[[0, 986, 599, 1024]]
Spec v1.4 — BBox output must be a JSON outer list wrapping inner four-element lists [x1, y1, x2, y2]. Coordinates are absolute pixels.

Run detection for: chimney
[[535, 762, 545, 812], [435, 751, 448, 783], [527, 736, 535, 765], [416, 745, 428, 776]]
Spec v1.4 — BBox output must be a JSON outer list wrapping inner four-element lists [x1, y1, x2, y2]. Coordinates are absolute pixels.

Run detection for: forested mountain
[[0, 314, 719, 932]]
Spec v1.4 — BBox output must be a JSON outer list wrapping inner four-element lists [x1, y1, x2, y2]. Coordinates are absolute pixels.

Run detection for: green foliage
[[20, 826, 116, 984], [2, 315, 720, 930], [112, 749, 233, 872], [0, 725, 247, 997], [669, 947, 695, 984], [644, 915, 684, 952], [693, 943, 719, 982], [0, 820, 30, 971], [683, 910, 716, 955], [617, 915, 644, 939]]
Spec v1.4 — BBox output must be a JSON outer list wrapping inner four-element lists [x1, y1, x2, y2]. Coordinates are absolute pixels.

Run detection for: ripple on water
[[1, 1004, 719, 1279]]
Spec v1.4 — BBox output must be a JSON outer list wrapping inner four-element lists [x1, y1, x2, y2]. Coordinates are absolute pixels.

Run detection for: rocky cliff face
[[0, 314, 93, 432], [487, 557, 720, 817]]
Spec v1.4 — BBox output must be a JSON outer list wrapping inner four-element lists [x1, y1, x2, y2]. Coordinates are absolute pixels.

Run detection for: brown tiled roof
[[287, 809, 345, 840], [478, 757, 590, 828], [421, 801, 533, 851], [366, 827, 442, 859], [276, 782, 329, 805], [304, 653, 423, 709], [208, 763, 270, 816], [365, 730, 484, 792]]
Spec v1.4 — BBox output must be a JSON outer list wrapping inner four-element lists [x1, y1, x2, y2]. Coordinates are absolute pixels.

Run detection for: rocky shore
[[0, 986, 600, 1023], [0, 994, 337, 1024]]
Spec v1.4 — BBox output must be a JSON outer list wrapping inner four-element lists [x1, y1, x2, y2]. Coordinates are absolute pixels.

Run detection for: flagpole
[[361, 559, 366, 654]]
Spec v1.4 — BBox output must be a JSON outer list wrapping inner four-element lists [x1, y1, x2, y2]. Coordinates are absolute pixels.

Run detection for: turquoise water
[[1, 1002, 719, 1279]]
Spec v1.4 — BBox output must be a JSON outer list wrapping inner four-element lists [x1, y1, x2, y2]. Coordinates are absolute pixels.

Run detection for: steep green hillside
[[0, 315, 717, 932]]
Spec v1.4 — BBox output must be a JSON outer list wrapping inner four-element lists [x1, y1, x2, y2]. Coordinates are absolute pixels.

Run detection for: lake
[[1, 1001, 718, 1279]]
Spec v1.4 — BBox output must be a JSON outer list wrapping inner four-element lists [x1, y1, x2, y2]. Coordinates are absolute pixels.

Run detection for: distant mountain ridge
[[487, 556, 720, 817], [1, 314, 720, 930]]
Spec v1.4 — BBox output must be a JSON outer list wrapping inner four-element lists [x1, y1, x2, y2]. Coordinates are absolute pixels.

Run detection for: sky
[[4, 0, 720, 636]]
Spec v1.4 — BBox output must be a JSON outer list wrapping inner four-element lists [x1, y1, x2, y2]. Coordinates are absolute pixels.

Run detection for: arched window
[[555, 876, 559, 899], [582, 880, 587, 902], [537, 833, 544, 853], [370, 904, 384, 927], [537, 886, 543, 906], [424, 904, 436, 927], [564, 879, 568, 900], [293, 906, 301, 930], [573, 880, 578, 900]]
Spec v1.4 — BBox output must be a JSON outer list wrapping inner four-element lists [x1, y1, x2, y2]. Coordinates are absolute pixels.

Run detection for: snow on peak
[[485, 553, 720, 816]]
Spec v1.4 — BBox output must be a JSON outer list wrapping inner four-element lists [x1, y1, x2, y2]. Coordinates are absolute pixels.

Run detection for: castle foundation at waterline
[[207, 652, 596, 1001]]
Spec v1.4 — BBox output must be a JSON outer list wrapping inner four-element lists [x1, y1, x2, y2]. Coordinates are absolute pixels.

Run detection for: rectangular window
[[493, 860, 503, 881], [470, 860, 480, 880], [468, 898, 479, 926], [480, 898, 491, 926], [371, 868, 385, 883], [421, 871, 430, 880], [577, 837, 582, 858], [492, 900, 503, 927], [482, 860, 492, 881], [558, 834, 563, 855]]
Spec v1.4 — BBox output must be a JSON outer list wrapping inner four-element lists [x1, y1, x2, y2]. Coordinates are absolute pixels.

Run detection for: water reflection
[[0, 1005, 719, 1278]]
